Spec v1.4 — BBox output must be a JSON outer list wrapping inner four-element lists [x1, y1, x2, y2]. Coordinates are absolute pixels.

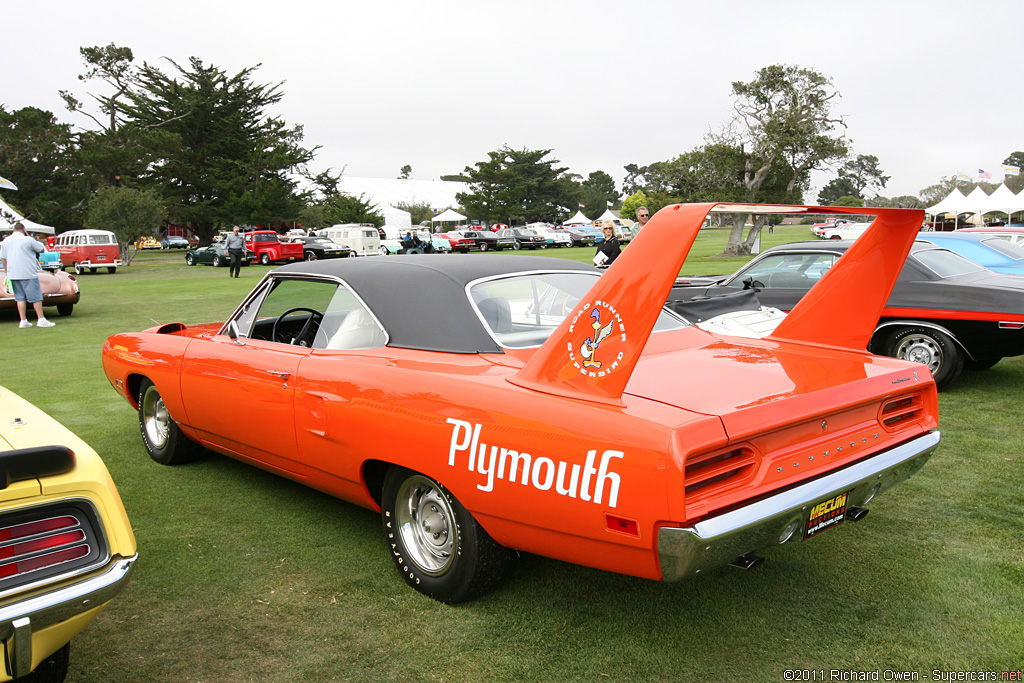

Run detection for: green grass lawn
[[3, 236, 1021, 682]]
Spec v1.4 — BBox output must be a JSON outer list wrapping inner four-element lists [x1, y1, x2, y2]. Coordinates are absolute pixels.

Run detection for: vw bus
[[54, 229, 122, 274], [318, 224, 381, 257]]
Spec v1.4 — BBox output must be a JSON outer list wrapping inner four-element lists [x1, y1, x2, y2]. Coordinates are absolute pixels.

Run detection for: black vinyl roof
[[273, 254, 597, 353]]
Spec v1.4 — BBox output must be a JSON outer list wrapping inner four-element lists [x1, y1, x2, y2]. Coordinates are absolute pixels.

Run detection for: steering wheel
[[271, 307, 323, 346]]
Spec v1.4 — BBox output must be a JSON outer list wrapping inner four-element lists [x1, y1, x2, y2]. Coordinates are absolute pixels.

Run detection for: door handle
[[267, 371, 290, 381]]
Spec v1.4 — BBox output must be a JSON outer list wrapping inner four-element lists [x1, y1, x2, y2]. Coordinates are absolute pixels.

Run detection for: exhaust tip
[[848, 506, 869, 522], [730, 554, 765, 571]]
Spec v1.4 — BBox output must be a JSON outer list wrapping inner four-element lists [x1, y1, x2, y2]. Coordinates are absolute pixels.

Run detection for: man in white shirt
[[0, 222, 54, 328]]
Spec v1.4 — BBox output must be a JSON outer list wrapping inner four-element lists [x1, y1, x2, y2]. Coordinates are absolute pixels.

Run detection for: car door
[[179, 277, 340, 473], [717, 252, 839, 311]]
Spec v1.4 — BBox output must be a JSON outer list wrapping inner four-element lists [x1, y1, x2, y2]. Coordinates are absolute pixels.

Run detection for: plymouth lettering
[[445, 418, 623, 507]]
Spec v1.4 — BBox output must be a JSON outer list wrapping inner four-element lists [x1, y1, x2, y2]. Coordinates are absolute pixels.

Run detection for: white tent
[[925, 188, 968, 217], [597, 208, 622, 224], [563, 210, 591, 225], [336, 177, 467, 212], [431, 208, 466, 223], [982, 184, 1024, 219], [380, 205, 412, 240], [0, 196, 56, 234]]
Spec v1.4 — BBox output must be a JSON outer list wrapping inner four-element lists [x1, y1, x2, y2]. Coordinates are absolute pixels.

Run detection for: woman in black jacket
[[594, 219, 621, 266]]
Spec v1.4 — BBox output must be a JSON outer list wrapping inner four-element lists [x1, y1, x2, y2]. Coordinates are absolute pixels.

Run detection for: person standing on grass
[[0, 221, 54, 328], [630, 206, 649, 240], [594, 219, 621, 267], [225, 226, 245, 278]]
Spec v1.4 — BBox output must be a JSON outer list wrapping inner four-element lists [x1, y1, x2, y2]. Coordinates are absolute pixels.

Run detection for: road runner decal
[[567, 301, 628, 379], [446, 418, 623, 508]]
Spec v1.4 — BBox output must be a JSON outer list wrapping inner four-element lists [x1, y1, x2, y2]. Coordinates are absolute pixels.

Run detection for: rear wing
[[509, 203, 925, 406]]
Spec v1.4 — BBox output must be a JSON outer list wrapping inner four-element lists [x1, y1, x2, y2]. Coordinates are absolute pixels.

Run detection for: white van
[[318, 224, 381, 257]]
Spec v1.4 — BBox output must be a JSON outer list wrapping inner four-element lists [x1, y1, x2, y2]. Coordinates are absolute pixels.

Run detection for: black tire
[[260, 253, 271, 266], [405, 247, 424, 255], [884, 326, 964, 390], [107, 267, 116, 274], [212, 254, 221, 267], [479, 242, 489, 252], [185, 254, 195, 266], [964, 357, 1001, 371], [56, 303, 73, 317], [381, 466, 512, 604], [17, 642, 69, 683], [512, 241, 521, 251], [379, 245, 390, 256], [89, 268, 97, 273], [138, 379, 203, 465], [305, 251, 317, 261]]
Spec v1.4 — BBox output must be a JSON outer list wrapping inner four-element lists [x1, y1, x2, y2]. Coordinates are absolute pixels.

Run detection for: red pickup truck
[[243, 231, 304, 265]]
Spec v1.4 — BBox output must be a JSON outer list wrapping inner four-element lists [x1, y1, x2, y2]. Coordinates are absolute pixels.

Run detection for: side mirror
[[742, 277, 754, 291], [228, 320, 244, 345]]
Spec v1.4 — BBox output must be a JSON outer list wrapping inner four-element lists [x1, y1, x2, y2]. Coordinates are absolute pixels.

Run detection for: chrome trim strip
[[658, 431, 940, 582], [0, 555, 136, 679]]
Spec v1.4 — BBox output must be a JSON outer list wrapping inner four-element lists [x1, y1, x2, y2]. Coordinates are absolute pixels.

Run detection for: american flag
[[979, 169, 992, 179]]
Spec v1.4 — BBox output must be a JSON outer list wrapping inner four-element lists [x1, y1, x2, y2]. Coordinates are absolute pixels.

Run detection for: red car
[[438, 231, 476, 253], [102, 203, 939, 603]]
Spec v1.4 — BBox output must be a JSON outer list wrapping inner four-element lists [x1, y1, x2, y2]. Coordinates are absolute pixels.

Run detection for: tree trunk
[[721, 214, 752, 256]]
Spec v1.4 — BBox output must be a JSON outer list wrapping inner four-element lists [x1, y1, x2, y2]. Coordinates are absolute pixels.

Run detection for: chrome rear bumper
[[658, 431, 940, 581]]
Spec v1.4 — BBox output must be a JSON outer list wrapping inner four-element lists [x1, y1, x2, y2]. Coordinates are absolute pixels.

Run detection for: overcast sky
[[4, 0, 1022, 200]]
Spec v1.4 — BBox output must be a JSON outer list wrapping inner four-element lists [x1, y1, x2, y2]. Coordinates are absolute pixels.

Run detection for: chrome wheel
[[141, 384, 170, 451], [893, 333, 943, 374], [394, 474, 456, 576]]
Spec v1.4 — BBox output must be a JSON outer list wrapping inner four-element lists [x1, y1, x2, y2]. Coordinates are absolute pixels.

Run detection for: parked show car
[[381, 231, 452, 255], [457, 230, 517, 252], [495, 227, 547, 250], [954, 226, 1024, 247], [134, 236, 162, 250], [670, 238, 1024, 388], [556, 227, 596, 247], [184, 243, 256, 268], [288, 236, 354, 261], [815, 222, 870, 240], [0, 384, 137, 682], [530, 225, 573, 248], [101, 204, 940, 604], [437, 232, 477, 254], [243, 231, 304, 266], [160, 235, 191, 249], [916, 232, 1024, 275], [0, 268, 80, 317], [52, 229, 122, 275]]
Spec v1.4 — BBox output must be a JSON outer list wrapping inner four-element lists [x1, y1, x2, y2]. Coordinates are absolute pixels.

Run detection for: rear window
[[981, 237, 1024, 260], [913, 248, 984, 277]]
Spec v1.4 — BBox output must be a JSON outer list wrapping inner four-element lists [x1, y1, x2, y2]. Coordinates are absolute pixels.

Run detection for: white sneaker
[[36, 319, 55, 328], [19, 320, 32, 328]]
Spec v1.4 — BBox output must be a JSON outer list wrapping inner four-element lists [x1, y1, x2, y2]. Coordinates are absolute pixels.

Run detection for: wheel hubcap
[[395, 475, 456, 576], [142, 387, 170, 449], [895, 334, 942, 373]]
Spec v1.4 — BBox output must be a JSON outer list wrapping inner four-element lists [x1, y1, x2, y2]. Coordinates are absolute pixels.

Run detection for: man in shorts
[[0, 221, 55, 328]]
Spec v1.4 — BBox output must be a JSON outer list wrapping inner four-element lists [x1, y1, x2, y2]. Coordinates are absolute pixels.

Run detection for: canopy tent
[[431, 208, 466, 223], [925, 187, 968, 217], [597, 208, 623, 224], [981, 184, 1024, 219], [0, 196, 56, 234], [335, 177, 468, 212], [562, 210, 591, 225]]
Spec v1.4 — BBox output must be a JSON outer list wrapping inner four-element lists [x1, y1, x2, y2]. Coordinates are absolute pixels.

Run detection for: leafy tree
[[1003, 151, 1024, 193], [0, 106, 80, 226], [399, 164, 412, 179], [440, 173, 470, 182], [833, 195, 864, 207], [574, 170, 619, 215], [817, 177, 859, 205], [118, 56, 316, 244], [867, 195, 925, 209], [918, 175, 974, 206], [394, 200, 435, 225], [720, 64, 849, 254], [84, 185, 166, 264], [619, 190, 650, 222], [840, 154, 889, 198], [457, 145, 575, 224]]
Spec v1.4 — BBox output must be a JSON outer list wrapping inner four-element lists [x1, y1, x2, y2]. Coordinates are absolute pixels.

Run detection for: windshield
[[469, 272, 687, 348]]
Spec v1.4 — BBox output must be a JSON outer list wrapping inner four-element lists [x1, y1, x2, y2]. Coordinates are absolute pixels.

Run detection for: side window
[[232, 278, 385, 350]]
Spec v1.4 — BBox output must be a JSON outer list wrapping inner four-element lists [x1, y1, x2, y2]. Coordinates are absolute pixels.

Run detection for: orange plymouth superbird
[[102, 203, 940, 603]]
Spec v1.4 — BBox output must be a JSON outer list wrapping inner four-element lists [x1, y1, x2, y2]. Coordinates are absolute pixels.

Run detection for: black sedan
[[458, 230, 517, 252], [495, 227, 547, 250], [288, 236, 354, 261], [185, 243, 256, 267], [668, 240, 1024, 389]]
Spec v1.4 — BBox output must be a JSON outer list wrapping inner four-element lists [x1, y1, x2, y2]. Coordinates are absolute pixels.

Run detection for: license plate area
[[804, 490, 850, 539]]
